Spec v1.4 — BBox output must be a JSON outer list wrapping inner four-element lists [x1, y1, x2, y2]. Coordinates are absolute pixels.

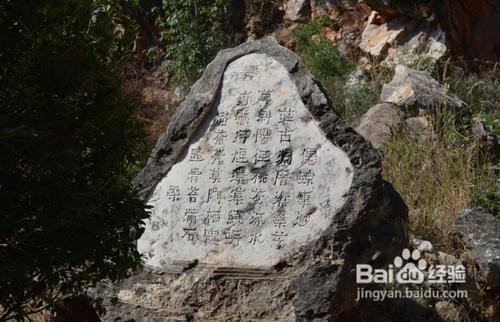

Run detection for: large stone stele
[[95, 37, 408, 322]]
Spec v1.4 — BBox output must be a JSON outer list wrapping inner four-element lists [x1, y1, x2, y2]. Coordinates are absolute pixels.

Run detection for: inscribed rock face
[[138, 53, 354, 268]]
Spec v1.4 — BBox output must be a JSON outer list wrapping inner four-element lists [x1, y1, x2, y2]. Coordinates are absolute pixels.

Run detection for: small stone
[[412, 238, 433, 253], [435, 301, 461, 321], [381, 65, 464, 111], [453, 208, 500, 290], [284, 0, 310, 22], [356, 103, 405, 148], [405, 116, 432, 139]]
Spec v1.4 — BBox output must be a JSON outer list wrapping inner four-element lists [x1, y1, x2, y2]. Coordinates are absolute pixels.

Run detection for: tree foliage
[[155, 0, 228, 83], [0, 1, 148, 320]]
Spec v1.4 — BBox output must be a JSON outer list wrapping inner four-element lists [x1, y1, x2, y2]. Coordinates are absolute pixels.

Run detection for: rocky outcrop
[[363, 0, 500, 61], [435, 0, 500, 61], [453, 208, 500, 290], [380, 65, 464, 111], [95, 37, 409, 322], [355, 103, 405, 148], [359, 11, 405, 59], [362, 0, 433, 19]]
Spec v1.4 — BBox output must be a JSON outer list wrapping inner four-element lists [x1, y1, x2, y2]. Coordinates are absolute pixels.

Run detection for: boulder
[[355, 103, 405, 148], [380, 65, 465, 111], [453, 208, 500, 289], [359, 12, 405, 59], [95, 37, 408, 321], [284, 0, 311, 22]]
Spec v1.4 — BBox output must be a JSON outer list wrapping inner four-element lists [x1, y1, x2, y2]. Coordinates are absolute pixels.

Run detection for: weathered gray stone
[[471, 118, 500, 156], [453, 208, 500, 290], [97, 37, 408, 321], [384, 25, 447, 67], [355, 103, 405, 148], [380, 65, 465, 111], [405, 116, 432, 140], [284, 0, 310, 22]]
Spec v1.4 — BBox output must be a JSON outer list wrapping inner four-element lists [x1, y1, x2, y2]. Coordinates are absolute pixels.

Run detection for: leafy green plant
[[156, 0, 228, 83], [291, 17, 353, 87], [0, 1, 148, 320]]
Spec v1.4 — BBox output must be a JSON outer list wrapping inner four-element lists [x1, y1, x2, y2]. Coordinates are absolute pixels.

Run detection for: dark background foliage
[[0, 1, 148, 320]]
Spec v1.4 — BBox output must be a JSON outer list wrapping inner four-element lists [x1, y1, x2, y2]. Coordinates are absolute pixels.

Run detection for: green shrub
[[0, 1, 148, 320], [290, 17, 353, 87], [156, 0, 228, 83]]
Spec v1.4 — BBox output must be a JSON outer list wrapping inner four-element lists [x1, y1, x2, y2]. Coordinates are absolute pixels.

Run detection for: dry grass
[[381, 106, 491, 250]]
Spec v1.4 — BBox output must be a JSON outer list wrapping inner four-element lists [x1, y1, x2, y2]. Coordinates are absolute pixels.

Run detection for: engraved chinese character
[[207, 187, 222, 204], [297, 191, 312, 207], [320, 199, 333, 219], [258, 89, 273, 104], [181, 228, 198, 243], [249, 211, 265, 226], [297, 169, 315, 185], [276, 148, 293, 166], [210, 148, 225, 165], [209, 168, 222, 183], [251, 188, 265, 204], [301, 148, 318, 166], [151, 216, 167, 232], [203, 229, 220, 246], [223, 229, 243, 247], [240, 65, 259, 80], [213, 111, 228, 127], [274, 169, 290, 186], [235, 109, 249, 125], [189, 147, 204, 162], [232, 148, 248, 164], [257, 108, 271, 124], [187, 186, 199, 203], [188, 168, 202, 184], [272, 209, 287, 228], [213, 129, 227, 145], [227, 209, 244, 225], [229, 187, 245, 205], [272, 231, 288, 249], [273, 190, 290, 208], [251, 170, 268, 184], [202, 208, 221, 225], [278, 107, 295, 126], [294, 212, 310, 227], [253, 149, 271, 165], [184, 208, 198, 225], [167, 185, 181, 201], [249, 233, 264, 245], [254, 128, 272, 144], [231, 167, 247, 184], [233, 129, 251, 144], [278, 127, 293, 143], [236, 91, 252, 106]]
